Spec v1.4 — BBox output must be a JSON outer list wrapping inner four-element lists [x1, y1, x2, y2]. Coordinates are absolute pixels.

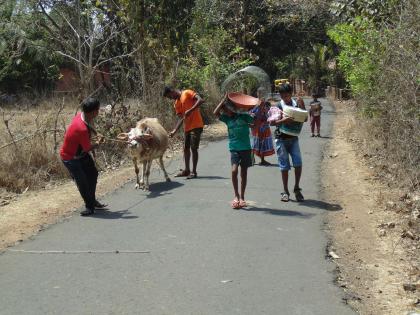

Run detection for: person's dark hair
[[81, 98, 100, 113], [163, 86, 174, 97], [278, 83, 292, 94]]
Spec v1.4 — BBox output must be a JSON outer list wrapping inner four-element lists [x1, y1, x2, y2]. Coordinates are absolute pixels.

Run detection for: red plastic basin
[[227, 92, 259, 109]]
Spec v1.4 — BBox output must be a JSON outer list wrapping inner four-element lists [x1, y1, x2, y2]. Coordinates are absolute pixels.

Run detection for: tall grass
[[0, 102, 70, 192], [0, 95, 203, 193]]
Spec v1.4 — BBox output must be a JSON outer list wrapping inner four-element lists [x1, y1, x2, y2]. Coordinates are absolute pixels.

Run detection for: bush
[[329, 0, 420, 189]]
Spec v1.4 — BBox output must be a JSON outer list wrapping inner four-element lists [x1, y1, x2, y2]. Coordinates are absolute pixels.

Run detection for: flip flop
[[175, 170, 190, 177], [294, 188, 305, 202], [186, 173, 197, 179], [231, 199, 241, 209]]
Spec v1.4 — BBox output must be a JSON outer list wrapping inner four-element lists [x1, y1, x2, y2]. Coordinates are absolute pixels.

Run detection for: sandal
[[81, 208, 95, 216], [94, 201, 108, 209], [294, 188, 305, 202], [231, 199, 241, 209], [239, 200, 247, 208], [186, 172, 197, 179], [281, 192, 290, 202], [175, 169, 190, 177]]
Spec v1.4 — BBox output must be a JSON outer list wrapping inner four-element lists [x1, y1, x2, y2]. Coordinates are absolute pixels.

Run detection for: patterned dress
[[250, 102, 275, 157]]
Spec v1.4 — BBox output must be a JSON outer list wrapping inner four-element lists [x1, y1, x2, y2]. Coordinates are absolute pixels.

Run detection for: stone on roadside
[[403, 283, 418, 292], [401, 230, 416, 240], [329, 251, 340, 259]]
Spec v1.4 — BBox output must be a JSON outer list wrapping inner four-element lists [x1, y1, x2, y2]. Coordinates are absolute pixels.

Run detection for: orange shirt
[[174, 89, 204, 132]]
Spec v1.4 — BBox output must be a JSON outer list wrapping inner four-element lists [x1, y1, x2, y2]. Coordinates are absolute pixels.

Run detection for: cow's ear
[[117, 133, 129, 140]]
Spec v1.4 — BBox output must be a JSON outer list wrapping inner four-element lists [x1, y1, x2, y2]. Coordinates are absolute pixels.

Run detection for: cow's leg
[[158, 156, 171, 182], [140, 161, 146, 188], [133, 158, 141, 189], [143, 160, 152, 191]]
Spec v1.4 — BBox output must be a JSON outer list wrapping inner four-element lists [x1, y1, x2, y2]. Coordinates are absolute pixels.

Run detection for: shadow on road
[[298, 199, 343, 211], [92, 209, 138, 219], [242, 207, 315, 218], [196, 175, 228, 180], [147, 181, 184, 198]]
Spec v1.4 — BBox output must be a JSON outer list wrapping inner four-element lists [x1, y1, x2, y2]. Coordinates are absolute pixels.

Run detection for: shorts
[[185, 128, 203, 150], [230, 150, 252, 168], [275, 137, 302, 171]]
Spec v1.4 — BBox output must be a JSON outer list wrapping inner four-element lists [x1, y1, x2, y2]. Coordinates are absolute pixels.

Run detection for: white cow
[[118, 118, 170, 191]]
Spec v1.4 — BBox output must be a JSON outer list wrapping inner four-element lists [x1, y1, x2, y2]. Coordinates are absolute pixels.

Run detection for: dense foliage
[[329, 0, 419, 188], [0, 0, 338, 99]]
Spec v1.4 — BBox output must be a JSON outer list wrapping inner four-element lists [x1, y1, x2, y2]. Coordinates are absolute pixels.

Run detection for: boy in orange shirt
[[164, 86, 205, 179]]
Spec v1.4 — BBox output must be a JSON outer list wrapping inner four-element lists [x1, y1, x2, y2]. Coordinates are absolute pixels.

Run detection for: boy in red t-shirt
[[163, 86, 205, 179], [60, 98, 105, 216]]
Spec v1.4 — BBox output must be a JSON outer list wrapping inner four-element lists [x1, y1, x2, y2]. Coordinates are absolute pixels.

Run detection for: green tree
[[0, 0, 59, 94]]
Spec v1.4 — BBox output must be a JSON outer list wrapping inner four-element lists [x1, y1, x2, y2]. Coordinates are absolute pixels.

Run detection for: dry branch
[[0, 129, 64, 150]]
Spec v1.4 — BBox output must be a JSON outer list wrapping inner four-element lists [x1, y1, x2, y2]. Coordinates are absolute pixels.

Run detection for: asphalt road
[[0, 98, 354, 315]]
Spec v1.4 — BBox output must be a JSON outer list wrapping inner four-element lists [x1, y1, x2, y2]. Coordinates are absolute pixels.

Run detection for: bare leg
[[240, 166, 248, 201], [158, 156, 171, 182], [281, 170, 289, 194], [184, 147, 191, 173], [232, 164, 240, 200], [294, 166, 302, 190]]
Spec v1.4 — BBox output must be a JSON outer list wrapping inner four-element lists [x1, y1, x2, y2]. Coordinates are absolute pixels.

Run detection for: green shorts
[[185, 128, 203, 150]]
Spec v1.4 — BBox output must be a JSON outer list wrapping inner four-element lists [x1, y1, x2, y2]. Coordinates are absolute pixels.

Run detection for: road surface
[[0, 99, 354, 315]]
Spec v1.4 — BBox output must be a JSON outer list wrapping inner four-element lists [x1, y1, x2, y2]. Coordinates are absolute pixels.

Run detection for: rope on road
[[8, 249, 150, 254]]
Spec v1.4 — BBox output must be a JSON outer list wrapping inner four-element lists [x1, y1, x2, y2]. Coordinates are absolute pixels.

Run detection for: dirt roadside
[[322, 101, 419, 315], [0, 122, 227, 252]]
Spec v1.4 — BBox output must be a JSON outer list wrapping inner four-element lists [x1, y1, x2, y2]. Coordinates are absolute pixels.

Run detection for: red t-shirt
[[60, 113, 92, 160]]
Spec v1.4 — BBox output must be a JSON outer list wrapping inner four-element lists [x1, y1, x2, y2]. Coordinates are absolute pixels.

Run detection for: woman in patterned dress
[[250, 91, 275, 165]]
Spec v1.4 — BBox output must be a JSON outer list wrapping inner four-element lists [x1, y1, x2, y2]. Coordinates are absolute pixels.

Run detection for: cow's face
[[128, 128, 143, 148], [118, 127, 153, 150]]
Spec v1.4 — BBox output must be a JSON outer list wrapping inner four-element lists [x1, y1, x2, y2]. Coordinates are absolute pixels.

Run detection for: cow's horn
[[117, 133, 129, 140]]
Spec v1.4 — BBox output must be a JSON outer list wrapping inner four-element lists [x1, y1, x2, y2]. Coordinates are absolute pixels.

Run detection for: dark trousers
[[63, 155, 98, 209]]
